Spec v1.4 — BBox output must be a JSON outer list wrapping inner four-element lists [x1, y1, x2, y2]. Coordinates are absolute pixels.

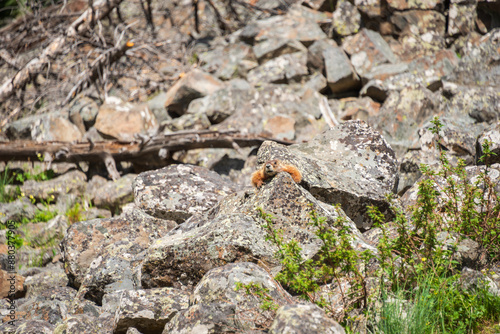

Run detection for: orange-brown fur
[[251, 159, 302, 188]]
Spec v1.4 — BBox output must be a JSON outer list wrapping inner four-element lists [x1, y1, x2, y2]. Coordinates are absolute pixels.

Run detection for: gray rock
[[343, 29, 398, 81], [24, 263, 69, 299], [53, 314, 114, 334], [332, 0, 361, 36], [253, 38, 307, 63], [459, 267, 500, 296], [258, 120, 399, 229], [164, 69, 225, 116], [102, 288, 189, 334], [199, 42, 256, 80], [324, 46, 361, 93], [141, 170, 374, 289], [161, 112, 211, 132], [13, 320, 55, 334], [133, 164, 238, 222], [269, 303, 346, 334], [19, 170, 87, 203], [162, 302, 238, 334], [61, 209, 176, 291], [477, 121, 500, 164], [448, 0, 478, 36], [68, 95, 99, 130], [187, 85, 255, 124], [4, 112, 83, 142], [193, 262, 293, 329], [92, 174, 137, 212], [0, 197, 37, 224], [247, 52, 309, 85], [386, 0, 444, 10]]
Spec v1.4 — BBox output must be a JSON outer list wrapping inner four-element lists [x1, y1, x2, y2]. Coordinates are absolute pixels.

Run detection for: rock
[[269, 303, 346, 334], [53, 314, 114, 334], [437, 233, 487, 269], [61, 209, 176, 290], [354, 0, 383, 18], [187, 84, 254, 124], [257, 120, 399, 229], [11, 320, 55, 334], [443, 84, 500, 124], [304, 0, 337, 11], [193, 262, 293, 329], [4, 112, 83, 142], [0, 197, 37, 224], [387, 0, 444, 10], [343, 29, 398, 81], [367, 86, 442, 158], [164, 69, 225, 116], [391, 10, 446, 39], [199, 42, 256, 80], [94, 97, 158, 141], [23, 215, 68, 248], [147, 91, 171, 124], [68, 95, 99, 130], [477, 122, 500, 164], [265, 115, 296, 140], [133, 164, 238, 223], [0, 269, 25, 299], [247, 52, 309, 85], [92, 174, 137, 213], [253, 38, 307, 64], [19, 170, 87, 202], [163, 303, 238, 334], [331, 0, 361, 36], [24, 263, 68, 299], [141, 170, 374, 289], [16, 286, 77, 325], [332, 97, 381, 121], [448, 0, 478, 36], [323, 45, 361, 93], [161, 112, 211, 132], [102, 288, 189, 334], [459, 267, 500, 296], [240, 14, 327, 45]]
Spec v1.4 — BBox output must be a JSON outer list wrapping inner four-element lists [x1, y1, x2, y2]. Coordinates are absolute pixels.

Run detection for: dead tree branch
[[0, 130, 293, 177], [0, 0, 124, 104]]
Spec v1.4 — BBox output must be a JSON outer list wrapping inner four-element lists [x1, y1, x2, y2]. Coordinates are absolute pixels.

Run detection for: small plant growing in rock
[[257, 206, 374, 322]]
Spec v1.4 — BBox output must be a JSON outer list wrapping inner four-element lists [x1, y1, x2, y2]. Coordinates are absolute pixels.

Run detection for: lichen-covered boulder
[[247, 52, 309, 85], [193, 262, 293, 329], [102, 288, 189, 333], [53, 314, 114, 334], [133, 164, 238, 223], [162, 303, 238, 334], [269, 304, 346, 334], [257, 120, 399, 229], [9, 320, 54, 334], [141, 171, 374, 289], [61, 209, 176, 290], [0, 197, 37, 224]]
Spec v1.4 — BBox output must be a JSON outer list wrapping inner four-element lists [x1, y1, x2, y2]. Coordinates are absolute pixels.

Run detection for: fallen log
[[0, 130, 293, 179]]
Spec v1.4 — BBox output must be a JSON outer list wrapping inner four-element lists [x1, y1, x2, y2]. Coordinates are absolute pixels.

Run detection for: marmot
[[251, 159, 302, 188]]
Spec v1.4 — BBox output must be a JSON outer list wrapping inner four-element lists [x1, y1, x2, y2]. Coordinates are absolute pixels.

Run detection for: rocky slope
[[0, 0, 500, 333]]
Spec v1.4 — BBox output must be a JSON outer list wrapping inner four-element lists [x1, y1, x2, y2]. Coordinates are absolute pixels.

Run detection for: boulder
[[94, 97, 158, 141], [257, 120, 399, 229], [247, 52, 309, 85], [477, 121, 500, 164], [53, 314, 114, 334], [343, 29, 398, 81], [448, 0, 478, 36], [141, 171, 374, 289], [0, 269, 25, 299], [0, 197, 37, 224], [199, 43, 256, 80], [164, 69, 225, 116], [102, 288, 190, 333], [61, 209, 176, 290], [193, 262, 294, 329], [4, 112, 83, 142], [269, 304, 346, 334], [7, 320, 55, 334], [19, 170, 87, 202], [332, 0, 361, 36], [133, 164, 238, 223], [91, 174, 137, 212], [253, 38, 307, 64]]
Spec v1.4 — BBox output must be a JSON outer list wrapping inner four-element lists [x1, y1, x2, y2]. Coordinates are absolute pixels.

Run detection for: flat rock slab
[[133, 164, 238, 223]]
